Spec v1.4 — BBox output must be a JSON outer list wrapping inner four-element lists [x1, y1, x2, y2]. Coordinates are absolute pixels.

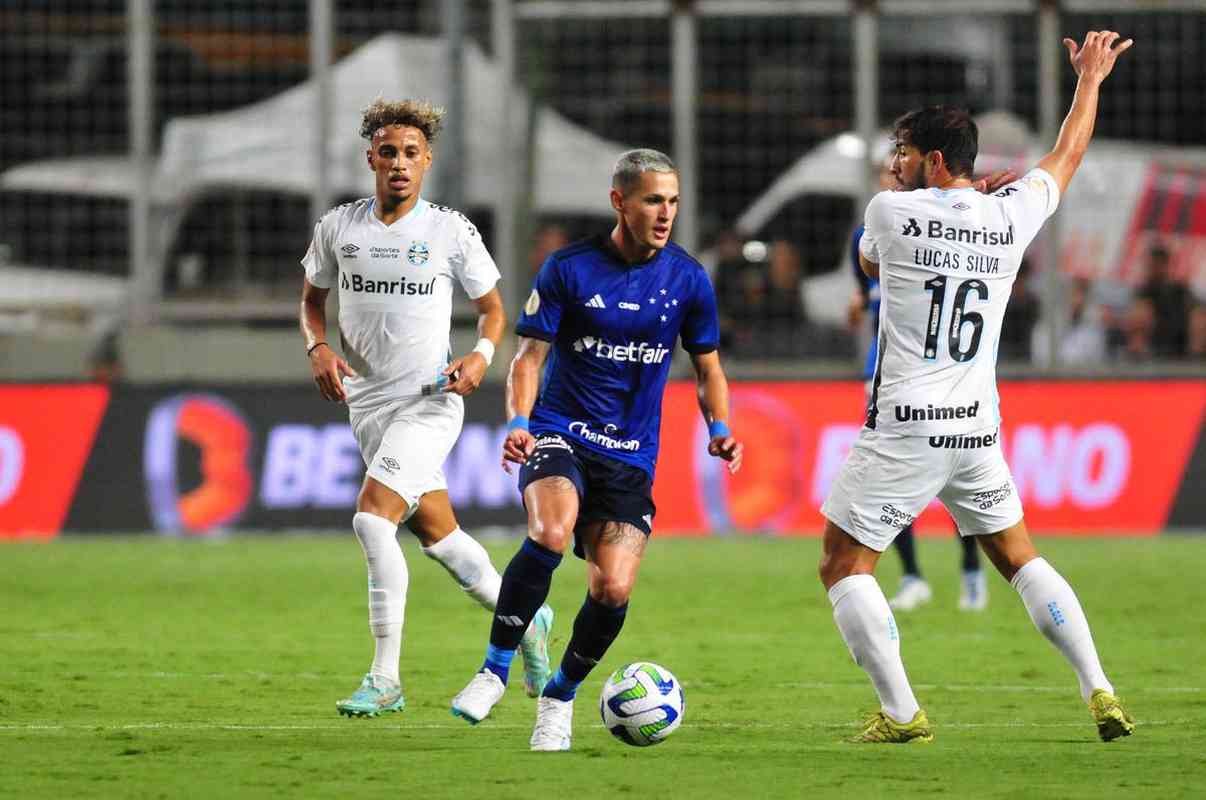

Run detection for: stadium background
[[1, 0, 1202, 538], [2, 4, 1205, 798]]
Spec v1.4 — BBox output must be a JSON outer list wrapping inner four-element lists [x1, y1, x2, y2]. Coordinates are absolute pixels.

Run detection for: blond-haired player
[[300, 99, 552, 717]]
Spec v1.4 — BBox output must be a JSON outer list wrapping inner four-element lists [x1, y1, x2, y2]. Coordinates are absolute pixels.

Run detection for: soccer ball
[[599, 662, 685, 747]]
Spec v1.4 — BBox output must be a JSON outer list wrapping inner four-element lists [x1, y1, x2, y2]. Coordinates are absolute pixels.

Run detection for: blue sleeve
[[851, 225, 871, 300], [680, 269, 721, 354], [515, 256, 567, 342]]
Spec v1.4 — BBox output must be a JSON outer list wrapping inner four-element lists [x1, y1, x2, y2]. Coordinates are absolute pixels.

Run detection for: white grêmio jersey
[[860, 168, 1060, 435], [302, 197, 500, 411]]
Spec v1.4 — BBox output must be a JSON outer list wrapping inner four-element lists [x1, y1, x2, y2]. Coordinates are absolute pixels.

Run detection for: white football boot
[[529, 696, 573, 751], [451, 670, 506, 724]]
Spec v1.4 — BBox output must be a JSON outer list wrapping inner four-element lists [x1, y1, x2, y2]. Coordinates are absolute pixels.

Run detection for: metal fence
[[0, 0, 1203, 378]]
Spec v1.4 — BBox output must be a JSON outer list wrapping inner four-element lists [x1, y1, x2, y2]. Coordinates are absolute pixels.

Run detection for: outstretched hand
[[1063, 30, 1133, 85]]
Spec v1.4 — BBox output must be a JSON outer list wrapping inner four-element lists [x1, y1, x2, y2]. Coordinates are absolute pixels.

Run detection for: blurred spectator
[[87, 329, 123, 383], [999, 259, 1040, 360], [714, 237, 808, 357], [528, 223, 570, 278], [1135, 242, 1192, 357], [1096, 279, 1134, 357], [759, 239, 808, 356], [705, 227, 745, 272], [1189, 303, 1206, 360], [713, 232, 761, 353], [1030, 276, 1106, 366], [1121, 296, 1156, 361]]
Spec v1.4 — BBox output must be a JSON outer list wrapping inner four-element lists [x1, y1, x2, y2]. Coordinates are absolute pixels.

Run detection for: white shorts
[[821, 427, 1023, 552], [349, 393, 465, 519]]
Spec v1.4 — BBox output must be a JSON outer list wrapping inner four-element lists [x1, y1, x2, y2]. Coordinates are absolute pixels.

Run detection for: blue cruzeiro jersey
[[516, 235, 721, 477]]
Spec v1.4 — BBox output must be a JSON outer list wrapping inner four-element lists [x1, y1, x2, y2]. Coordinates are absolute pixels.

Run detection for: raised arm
[[1036, 30, 1133, 195], [300, 278, 356, 402], [689, 350, 743, 473], [501, 336, 552, 470]]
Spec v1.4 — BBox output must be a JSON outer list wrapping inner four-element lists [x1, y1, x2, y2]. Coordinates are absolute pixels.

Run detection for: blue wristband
[[708, 420, 731, 439], [508, 415, 530, 432]]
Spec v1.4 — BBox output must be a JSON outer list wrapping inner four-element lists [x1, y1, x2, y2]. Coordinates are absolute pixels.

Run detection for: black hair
[[892, 106, 978, 178]]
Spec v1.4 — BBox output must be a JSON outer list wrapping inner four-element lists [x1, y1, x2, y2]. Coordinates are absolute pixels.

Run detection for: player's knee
[[817, 554, 842, 587], [818, 549, 861, 589], [356, 481, 408, 523], [530, 519, 573, 554], [592, 575, 635, 607]]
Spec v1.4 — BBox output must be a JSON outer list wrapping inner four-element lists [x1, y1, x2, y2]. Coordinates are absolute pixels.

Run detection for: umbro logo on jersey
[[585, 294, 607, 309], [340, 243, 360, 257], [952, 201, 971, 211], [901, 218, 923, 237]]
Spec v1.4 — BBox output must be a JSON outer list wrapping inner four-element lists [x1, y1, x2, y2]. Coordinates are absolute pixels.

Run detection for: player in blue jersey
[[451, 149, 744, 750]]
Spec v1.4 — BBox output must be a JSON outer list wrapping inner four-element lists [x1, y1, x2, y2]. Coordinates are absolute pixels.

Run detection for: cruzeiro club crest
[[407, 241, 430, 266]]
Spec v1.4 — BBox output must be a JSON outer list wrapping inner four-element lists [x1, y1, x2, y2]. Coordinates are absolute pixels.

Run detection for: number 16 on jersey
[[922, 275, 988, 362]]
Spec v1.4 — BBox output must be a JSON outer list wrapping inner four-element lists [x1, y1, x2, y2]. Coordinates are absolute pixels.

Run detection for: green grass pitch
[[2, 534, 1204, 799]]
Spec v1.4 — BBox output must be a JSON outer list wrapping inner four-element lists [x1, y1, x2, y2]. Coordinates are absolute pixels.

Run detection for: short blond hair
[[359, 98, 445, 145]]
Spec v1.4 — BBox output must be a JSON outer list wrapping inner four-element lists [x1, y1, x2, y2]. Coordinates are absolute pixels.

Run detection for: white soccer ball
[[599, 661, 685, 747]]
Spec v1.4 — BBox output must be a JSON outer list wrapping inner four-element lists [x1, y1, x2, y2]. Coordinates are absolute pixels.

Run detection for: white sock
[[1011, 557, 1112, 702], [352, 512, 407, 684], [422, 527, 502, 611], [828, 574, 921, 723]]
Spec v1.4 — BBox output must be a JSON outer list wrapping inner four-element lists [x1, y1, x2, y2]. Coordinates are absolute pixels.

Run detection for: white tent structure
[[0, 33, 630, 320], [151, 32, 627, 215], [3, 33, 629, 215]]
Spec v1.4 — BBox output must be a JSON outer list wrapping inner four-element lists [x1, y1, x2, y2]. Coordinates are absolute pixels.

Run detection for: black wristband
[[307, 341, 328, 356]]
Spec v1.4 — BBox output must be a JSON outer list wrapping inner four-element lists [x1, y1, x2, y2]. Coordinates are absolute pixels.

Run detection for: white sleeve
[[998, 168, 1061, 242], [859, 191, 892, 263], [300, 213, 337, 289], [451, 214, 501, 300]]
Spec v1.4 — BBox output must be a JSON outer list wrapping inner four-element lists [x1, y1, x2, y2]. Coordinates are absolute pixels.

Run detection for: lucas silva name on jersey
[[894, 401, 980, 423], [912, 247, 1001, 273]]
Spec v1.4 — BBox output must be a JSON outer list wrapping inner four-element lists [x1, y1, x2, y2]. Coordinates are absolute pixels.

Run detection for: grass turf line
[[0, 535, 1202, 799]]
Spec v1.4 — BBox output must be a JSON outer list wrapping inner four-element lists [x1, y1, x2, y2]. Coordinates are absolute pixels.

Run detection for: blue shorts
[[517, 432, 655, 559]]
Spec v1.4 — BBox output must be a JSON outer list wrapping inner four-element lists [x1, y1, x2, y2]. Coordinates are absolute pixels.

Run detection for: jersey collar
[[596, 233, 666, 270], [367, 197, 428, 229]]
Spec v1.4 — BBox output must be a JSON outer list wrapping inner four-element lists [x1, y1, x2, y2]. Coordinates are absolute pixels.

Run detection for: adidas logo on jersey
[[571, 336, 671, 364], [585, 294, 607, 309]]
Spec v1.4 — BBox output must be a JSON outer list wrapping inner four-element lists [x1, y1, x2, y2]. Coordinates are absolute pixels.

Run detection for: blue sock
[[541, 668, 581, 702], [482, 644, 515, 684], [484, 538, 563, 683]]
